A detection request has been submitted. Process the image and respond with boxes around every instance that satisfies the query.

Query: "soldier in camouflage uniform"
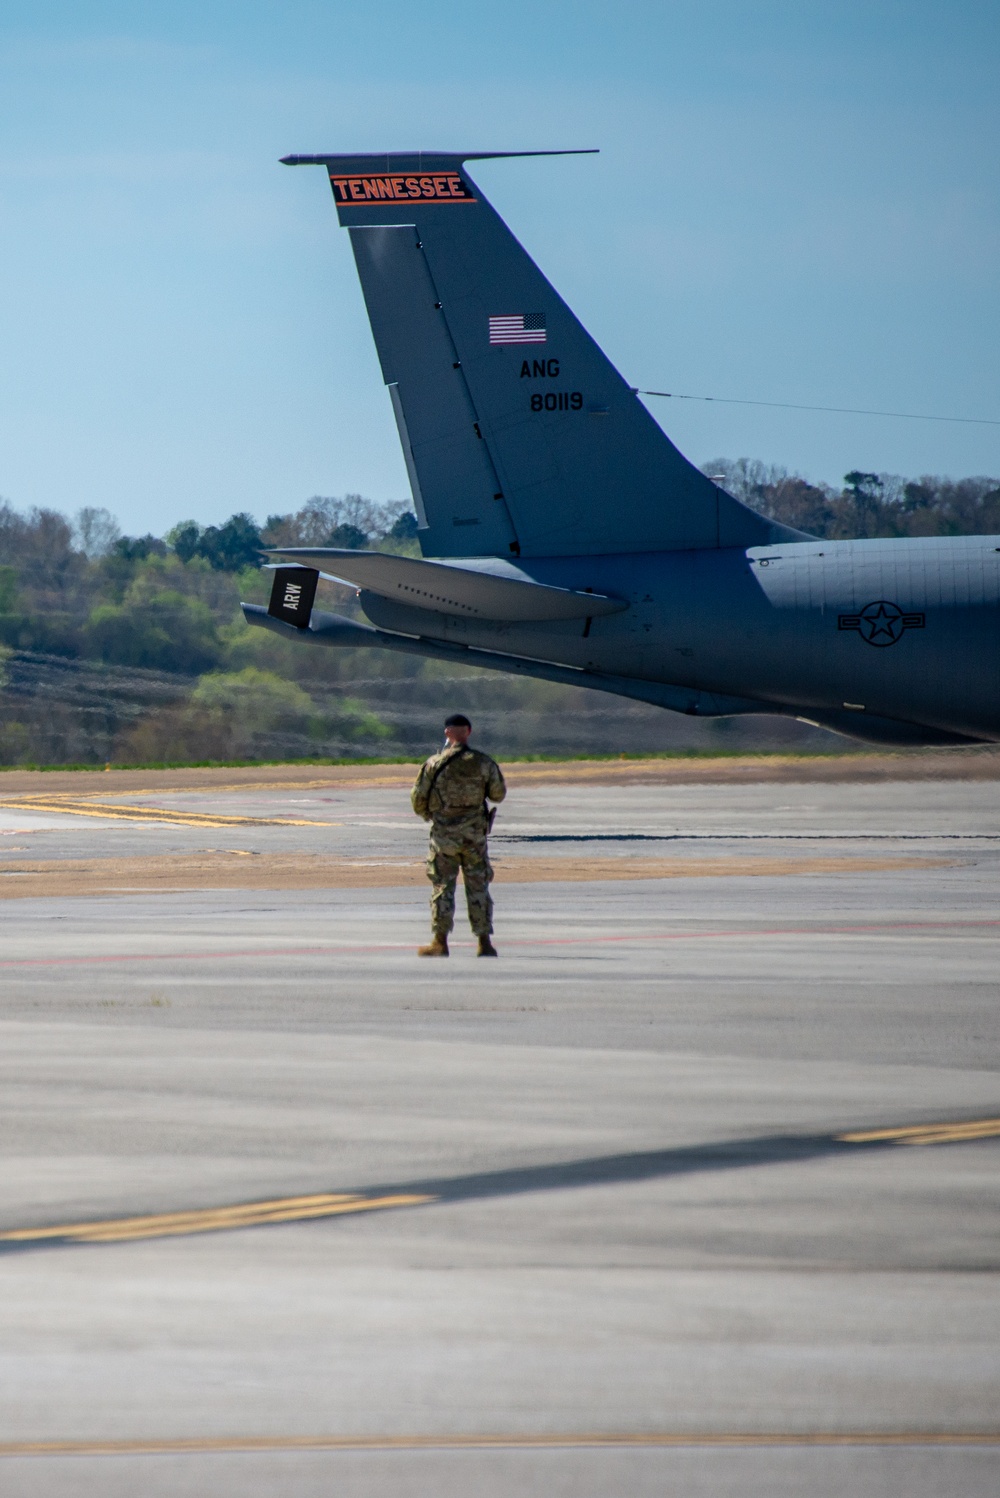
[411,714,506,957]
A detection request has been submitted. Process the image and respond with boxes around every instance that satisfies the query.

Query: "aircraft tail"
[284,151,795,559]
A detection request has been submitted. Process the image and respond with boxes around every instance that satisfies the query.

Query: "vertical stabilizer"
[285,151,791,558]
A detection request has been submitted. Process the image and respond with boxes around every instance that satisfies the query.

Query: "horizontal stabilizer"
[264,548,627,622]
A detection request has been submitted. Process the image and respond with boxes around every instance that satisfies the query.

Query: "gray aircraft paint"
[245,152,999,747]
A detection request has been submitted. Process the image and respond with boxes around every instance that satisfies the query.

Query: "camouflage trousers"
[426,827,494,937]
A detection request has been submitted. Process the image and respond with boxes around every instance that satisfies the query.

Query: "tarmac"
[0,756,997,1496]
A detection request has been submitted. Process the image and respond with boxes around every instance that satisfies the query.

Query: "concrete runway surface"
[0,759,998,1496]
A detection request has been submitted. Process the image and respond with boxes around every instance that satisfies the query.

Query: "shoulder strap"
[424,744,469,807]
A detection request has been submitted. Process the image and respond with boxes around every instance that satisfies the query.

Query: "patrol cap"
[444,714,471,728]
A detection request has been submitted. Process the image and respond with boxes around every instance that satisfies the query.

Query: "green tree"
[190,668,390,746]
[113,534,168,562]
[191,666,313,732]
[85,584,221,673]
[197,513,263,571]
[166,514,263,571]
[326,521,368,549]
[167,521,202,564]
[0,566,18,613]
[388,510,419,539]
[840,471,886,537]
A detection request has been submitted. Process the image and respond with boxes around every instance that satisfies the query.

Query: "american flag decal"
[489,313,546,345]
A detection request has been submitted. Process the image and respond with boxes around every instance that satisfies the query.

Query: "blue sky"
[0,1,997,535]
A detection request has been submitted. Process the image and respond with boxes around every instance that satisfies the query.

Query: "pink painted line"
[1,920,998,969]
[522,918,1000,947]
[0,944,407,969]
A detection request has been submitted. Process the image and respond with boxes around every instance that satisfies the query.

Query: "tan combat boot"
[476,934,498,957]
[417,932,449,957]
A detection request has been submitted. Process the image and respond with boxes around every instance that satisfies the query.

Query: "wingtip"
[463,148,600,161]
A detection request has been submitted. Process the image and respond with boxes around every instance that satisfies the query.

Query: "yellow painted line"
[840,1117,1000,1145]
[0,1192,363,1241]
[0,1193,436,1245]
[0,798,327,829]
[1,1431,998,1458]
[127,777,414,796]
[3,1114,998,1250]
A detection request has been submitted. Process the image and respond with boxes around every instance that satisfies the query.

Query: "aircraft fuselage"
[357,533,1000,742]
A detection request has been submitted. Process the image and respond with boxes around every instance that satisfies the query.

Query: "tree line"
[0,494,417,764]
[704,461,1000,539]
[0,466,997,765]
[0,493,416,672]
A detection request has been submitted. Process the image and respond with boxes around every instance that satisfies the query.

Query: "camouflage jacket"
[411,745,507,830]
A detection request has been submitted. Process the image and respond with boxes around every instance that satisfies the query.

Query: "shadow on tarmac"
[2,1113,997,1252]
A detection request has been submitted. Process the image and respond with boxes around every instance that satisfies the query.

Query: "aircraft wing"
[264,548,626,623]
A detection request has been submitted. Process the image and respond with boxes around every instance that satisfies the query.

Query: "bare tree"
[262,494,412,548]
[74,507,121,559]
